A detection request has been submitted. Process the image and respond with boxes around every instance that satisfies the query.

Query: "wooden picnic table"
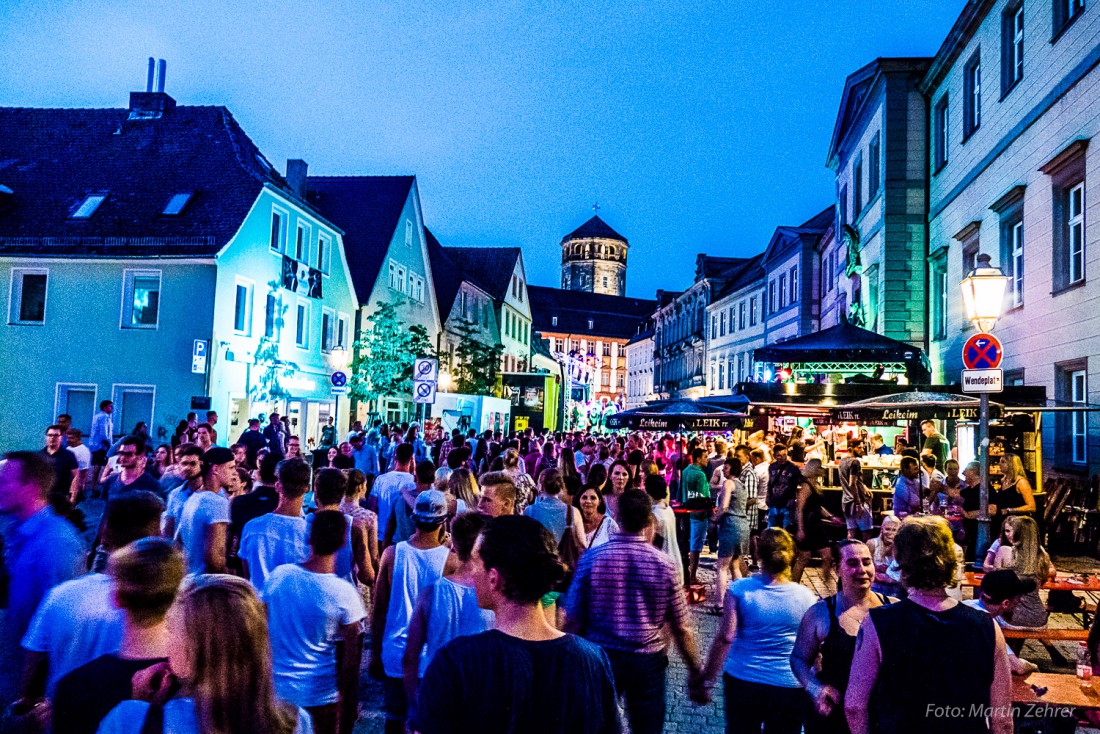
[1013,672,1100,708]
[961,571,1100,592]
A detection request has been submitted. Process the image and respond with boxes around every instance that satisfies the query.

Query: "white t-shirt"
[22,573,123,696]
[177,491,230,576]
[373,471,416,539]
[165,484,194,533]
[262,564,366,708]
[97,698,314,734]
[239,513,310,590]
[67,444,92,471]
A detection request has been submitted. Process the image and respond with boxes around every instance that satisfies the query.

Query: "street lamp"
[960,252,1009,557]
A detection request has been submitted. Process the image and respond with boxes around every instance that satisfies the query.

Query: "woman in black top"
[792,460,838,586]
[792,539,890,734]
[845,516,1012,734]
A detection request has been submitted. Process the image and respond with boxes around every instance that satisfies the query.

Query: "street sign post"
[191,340,208,375]
[962,333,1003,370]
[962,332,1006,559]
[330,371,348,395]
[413,358,438,405]
[413,380,436,404]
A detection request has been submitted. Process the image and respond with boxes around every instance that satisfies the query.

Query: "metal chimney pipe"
[156,59,166,93]
[146,57,155,92]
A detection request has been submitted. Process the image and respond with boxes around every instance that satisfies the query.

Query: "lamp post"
[327,346,349,437]
[960,253,1009,557]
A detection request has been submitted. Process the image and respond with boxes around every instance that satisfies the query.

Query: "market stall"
[605,397,747,432]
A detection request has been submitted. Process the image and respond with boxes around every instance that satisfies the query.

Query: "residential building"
[424,229,500,390]
[445,247,532,373]
[705,255,766,394]
[560,214,629,296]
[653,257,744,399]
[0,85,359,450]
[305,176,441,424]
[826,57,932,344]
[625,323,656,409]
[528,285,655,406]
[761,207,834,344]
[921,0,1100,473]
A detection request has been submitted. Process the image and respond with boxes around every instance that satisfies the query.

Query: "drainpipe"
[922,75,932,362]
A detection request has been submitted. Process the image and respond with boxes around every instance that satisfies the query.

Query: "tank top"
[381,542,451,678]
[420,577,494,676]
[819,593,886,693]
[869,599,995,733]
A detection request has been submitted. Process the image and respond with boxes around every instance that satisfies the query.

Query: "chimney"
[286,159,308,196]
[129,58,175,119]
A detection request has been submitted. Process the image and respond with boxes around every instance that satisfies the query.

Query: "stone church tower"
[560,214,628,297]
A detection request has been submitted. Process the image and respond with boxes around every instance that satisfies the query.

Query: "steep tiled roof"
[305,176,415,306]
[561,215,627,244]
[443,247,522,301]
[0,99,295,256]
[425,227,464,318]
[528,284,656,340]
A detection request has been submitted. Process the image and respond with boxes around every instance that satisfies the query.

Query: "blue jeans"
[689,517,708,552]
[604,649,668,734]
[767,507,790,531]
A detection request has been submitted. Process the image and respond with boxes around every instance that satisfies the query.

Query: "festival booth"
[605,398,748,432]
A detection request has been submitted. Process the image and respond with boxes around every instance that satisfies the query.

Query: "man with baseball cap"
[371,489,450,734]
[175,446,234,575]
[963,569,1039,675]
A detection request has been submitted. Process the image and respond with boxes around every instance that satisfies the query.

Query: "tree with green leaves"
[350,300,433,412]
[451,319,504,396]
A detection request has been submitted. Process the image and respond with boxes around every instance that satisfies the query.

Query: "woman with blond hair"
[447,468,479,516]
[96,575,311,734]
[992,453,1036,520]
[993,515,1054,627]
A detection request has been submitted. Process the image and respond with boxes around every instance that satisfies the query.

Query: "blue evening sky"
[0,0,965,298]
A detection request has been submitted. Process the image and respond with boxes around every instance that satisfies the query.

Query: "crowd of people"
[0,404,1075,734]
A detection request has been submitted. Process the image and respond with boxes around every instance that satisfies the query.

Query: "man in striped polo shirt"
[564,489,701,734]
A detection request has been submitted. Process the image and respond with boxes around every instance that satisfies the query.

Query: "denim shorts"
[689,517,708,552]
[845,506,873,531]
[717,514,749,559]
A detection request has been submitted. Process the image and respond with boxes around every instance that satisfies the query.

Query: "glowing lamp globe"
[960,253,1009,333]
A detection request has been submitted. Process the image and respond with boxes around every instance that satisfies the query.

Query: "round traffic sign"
[962,333,1003,370]
[331,371,347,388]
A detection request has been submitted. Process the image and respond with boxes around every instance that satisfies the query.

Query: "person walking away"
[681,448,712,589]
[565,489,700,734]
[51,538,185,734]
[646,474,684,587]
[264,511,366,734]
[340,469,379,579]
[385,460,436,546]
[0,451,86,706]
[371,490,451,734]
[229,451,281,555]
[415,515,621,734]
[792,540,890,734]
[175,446,235,575]
[792,459,837,587]
[95,575,312,734]
[838,441,872,541]
[691,527,817,734]
[239,458,312,590]
[992,515,1053,628]
[309,468,375,589]
[237,418,269,468]
[19,491,163,711]
[402,513,492,717]
[264,412,287,454]
[844,516,1012,734]
[713,456,751,608]
[526,468,585,546]
[372,444,417,550]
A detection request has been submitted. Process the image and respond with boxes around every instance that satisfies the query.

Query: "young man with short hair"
[566,489,699,734]
[175,446,234,575]
[239,458,312,589]
[194,423,214,453]
[681,448,711,587]
[476,472,517,517]
[265,511,366,734]
[372,444,417,550]
[416,515,620,734]
[962,569,1039,675]
[371,490,451,734]
[920,420,950,471]
[41,424,79,505]
[311,468,374,588]
[102,436,161,500]
[51,538,186,734]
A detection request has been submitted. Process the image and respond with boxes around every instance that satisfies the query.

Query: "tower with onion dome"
[560,212,628,297]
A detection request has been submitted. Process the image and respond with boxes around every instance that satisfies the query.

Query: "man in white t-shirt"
[264,510,366,734]
[163,444,203,541]
[176,447,234,575]
[371,444,416,551]
[19,491,163,702]
[65,429,92,501]
[239,458,312,590]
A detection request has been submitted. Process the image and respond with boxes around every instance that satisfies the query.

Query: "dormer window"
[71,194,106,219]
[552,316,558,327]
[587,319,594,330]
[163,193,192,215]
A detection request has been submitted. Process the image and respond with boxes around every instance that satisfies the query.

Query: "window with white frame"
[8,268,48,325]
[853,154,863,216]
[265,293,280,339]
[1072,368,1087,464]
[1054,0,1086,37]
[934,96,949,171]
[749,297,757,326]
[711,315,717,339]
[779,274,787,309]
[1002,3,1024,95]
[396,266,407,294]
[270,208,287,252]
[739,302,746,329]
[294,222,311,263]
[121,269,161,329]
[964,51,981,139]
[719,311,726,337]
[295,300,310,349]
[768,281,776,314]
[321,307,335,352]
[1009,220,1024,307]
[388,261,398,290]
[551,316,558,327]
[932,258,948,340]
[233,279,254,335]
[1068,182,1085,285]
[789,266,798,304]
[337,313,351,349]
[317,233,332,273]
[868,133,881,200]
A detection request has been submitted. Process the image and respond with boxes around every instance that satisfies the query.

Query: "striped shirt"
[564,534,688,655]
